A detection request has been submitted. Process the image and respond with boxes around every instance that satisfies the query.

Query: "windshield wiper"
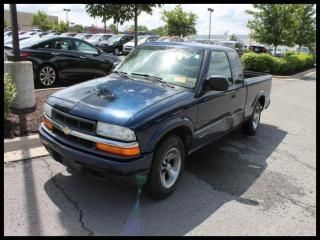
[113,71,132,79]
[131,73,175,88]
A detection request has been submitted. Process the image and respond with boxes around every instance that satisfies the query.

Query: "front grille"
[51,108,96,135]
[53,127,94,149]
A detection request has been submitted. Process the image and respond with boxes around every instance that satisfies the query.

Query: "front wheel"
[38,65,57,87]
[145,135,185,199]
[242,101,262,135]
[114,47,120,56]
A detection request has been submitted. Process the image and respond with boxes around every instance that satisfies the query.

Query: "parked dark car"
[248,45,268,54]
[39,42,271,199]
[99,34,134,55]
[6,36,120,87]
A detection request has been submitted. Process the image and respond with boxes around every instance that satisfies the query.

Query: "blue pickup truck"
[39,42,271,199]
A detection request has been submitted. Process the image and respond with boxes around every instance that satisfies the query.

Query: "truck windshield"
[115,46,205,89]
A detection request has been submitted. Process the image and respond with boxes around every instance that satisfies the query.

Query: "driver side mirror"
[206,75,229,91]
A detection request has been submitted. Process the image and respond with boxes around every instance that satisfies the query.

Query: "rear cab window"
[207,50,233,86]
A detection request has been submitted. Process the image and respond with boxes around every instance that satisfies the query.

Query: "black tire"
[114,47,120,56]
[37,64,58,88]
[145,135,186,199]
[242,101,262,135]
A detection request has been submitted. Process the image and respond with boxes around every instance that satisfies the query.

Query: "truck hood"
[47,74,183,126]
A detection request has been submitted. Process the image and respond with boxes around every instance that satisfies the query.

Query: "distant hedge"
[241,52,315,75]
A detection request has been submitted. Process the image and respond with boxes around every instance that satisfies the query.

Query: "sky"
[4,4,255,35]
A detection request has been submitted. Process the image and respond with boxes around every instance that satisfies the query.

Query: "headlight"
[43,102,52,118]
[96,122,136,141]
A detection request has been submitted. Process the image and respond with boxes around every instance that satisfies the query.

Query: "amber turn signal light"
[43,118,53,129]
[96,142,140,157]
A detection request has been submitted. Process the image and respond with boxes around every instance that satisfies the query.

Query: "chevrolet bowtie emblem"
[62,126,71,135]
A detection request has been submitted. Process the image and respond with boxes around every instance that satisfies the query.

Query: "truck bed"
[243,70,272,119]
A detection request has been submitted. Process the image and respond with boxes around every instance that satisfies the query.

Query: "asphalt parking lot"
[4,70,316,236]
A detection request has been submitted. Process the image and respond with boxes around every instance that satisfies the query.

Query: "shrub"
[241,52,274,73]
[241,52,314,75]
[4,73,17,119]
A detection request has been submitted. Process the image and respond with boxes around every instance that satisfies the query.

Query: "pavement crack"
[276,192,316,217]
[42,158,94,236]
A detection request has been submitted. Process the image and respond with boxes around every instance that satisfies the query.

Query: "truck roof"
[143,41,235,52]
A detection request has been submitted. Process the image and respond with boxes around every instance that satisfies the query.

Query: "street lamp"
[208,8,214,40]
[63,8,70,22]
[63,8,71,31]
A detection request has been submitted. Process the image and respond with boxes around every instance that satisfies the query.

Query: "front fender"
[145,117,194,153]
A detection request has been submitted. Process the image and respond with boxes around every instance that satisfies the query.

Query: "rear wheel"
[38,65,57,87]
[145,135,185,199]
[242,101,262,135]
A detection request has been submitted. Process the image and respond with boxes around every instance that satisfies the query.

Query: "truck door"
[227,51,247,127]
[195,50,234,146]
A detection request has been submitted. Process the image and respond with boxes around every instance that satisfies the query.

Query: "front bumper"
[38,125,153,176]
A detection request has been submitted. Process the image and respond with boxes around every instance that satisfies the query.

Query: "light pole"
[63,8,70,30]
[208,8,214,40]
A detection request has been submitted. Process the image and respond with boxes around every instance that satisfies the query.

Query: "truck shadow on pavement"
[44,123,287,236]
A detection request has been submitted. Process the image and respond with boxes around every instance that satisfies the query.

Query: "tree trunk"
[134,5,138,47]
[298,44,301,54]
[104,19,106,33]
[274,45,277,56]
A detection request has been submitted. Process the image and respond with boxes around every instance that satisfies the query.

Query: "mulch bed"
[4,89,61,139]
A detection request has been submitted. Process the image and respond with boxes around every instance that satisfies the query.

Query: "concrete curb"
[272,68,316,79]
[4,146,49,163]
[4,134,49,162]
[34,87,66,92]
[4,134,43,153]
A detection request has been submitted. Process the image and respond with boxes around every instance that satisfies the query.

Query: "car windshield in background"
[219,42,235,48]
[115,46,205,89]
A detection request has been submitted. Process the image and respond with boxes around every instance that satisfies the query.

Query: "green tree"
[293,4,316,54]
[246,4,297,55]
[150,26,167,36]
[69,24,84,33]
[109,24,118,34]
[4,18,8,28]
[85,4,162,47]
[52,21,68,33]
[229,33,237,41]
[161,5,198,37]
[31,11,53,31]
[129,25,149,32]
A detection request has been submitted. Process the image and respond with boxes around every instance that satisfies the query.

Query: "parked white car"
[123,35,159,55]
[87,33,114,46]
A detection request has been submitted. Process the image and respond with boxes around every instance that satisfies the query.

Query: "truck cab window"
[228,51,244,85]
[207,51,233,85]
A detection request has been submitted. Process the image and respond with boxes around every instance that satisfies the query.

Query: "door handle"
[51,52,60,55]
[80,55,87,59]
[231,92,236,98]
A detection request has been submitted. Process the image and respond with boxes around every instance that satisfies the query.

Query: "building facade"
[4,9,58,31]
